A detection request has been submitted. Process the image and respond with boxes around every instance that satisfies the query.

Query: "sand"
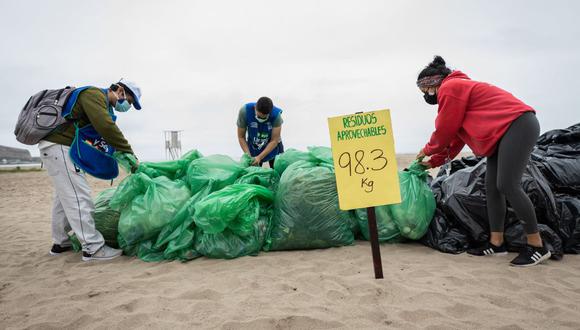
[1,168,580,330]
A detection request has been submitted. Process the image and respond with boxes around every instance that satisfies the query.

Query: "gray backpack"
[14,87,77,145]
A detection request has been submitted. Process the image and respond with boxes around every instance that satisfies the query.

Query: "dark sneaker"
[467,241,508,256]
[510,245,551,267]
[49,244,72,256]
[82,245,122,262]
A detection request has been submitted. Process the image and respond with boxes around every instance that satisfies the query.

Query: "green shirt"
[45,87,133,154]
[236,106,283,128]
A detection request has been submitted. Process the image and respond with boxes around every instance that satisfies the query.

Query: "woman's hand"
[416,148,426,161]
[415,149,431,168]
[419,160,432,169]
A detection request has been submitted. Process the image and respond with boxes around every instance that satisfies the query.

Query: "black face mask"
[423,92,438,105]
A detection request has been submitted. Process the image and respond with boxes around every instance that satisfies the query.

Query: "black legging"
[486,112,540,234]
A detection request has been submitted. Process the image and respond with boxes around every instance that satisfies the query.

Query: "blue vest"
[63,87,119,180]
[245,102,283,162]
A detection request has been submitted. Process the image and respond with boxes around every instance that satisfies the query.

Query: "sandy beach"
[1,169,579,330]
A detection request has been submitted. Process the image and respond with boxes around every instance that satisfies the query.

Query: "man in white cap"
[39,79,142,261]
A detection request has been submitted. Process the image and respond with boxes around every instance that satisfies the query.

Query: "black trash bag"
[420,209,470,254]
[430,175,446,202]
[425,122,578,257]
[433,156,483,204]
[427,156,483,203]
[504,223,563,260]
[536,122,580,146]
[555,195,580,254]
[532,148,580,195]
[532,122,580,194]
[519,163,559,231]
[437,159,492,243]
[534,144,580,157]
[430,154,564,256]
[438,158,559,241]
[436,156,483,178]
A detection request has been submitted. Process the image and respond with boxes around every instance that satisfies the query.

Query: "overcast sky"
[1,0,578,161]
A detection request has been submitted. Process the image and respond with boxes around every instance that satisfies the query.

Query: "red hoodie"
[423,71,535,167]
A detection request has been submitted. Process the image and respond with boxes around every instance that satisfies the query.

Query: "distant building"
[0,145,35,164]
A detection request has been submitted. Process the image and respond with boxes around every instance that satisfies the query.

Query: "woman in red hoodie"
[416,56,550,267]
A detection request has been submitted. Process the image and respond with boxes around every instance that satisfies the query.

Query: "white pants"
[40,143,104,253]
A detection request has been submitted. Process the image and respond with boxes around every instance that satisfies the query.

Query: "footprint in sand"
[398,309,444,322]
[177,288,223,301]
[221,315,344,330]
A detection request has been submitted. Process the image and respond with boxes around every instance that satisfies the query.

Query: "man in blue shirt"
[237,97,284,167]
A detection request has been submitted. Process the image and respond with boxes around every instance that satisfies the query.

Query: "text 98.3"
[338,149,388,176]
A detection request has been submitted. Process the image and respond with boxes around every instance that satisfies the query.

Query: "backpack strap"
[62,86,92,119]
[53,86,104,134]
[74,122,82,159]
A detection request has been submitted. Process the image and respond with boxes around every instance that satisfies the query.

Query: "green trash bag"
[195,208,272,259]
[93,188,121,247]
[127,239,202,263]
[273,149,317,174]
[116,149,202,180]
[115,151,139,173]
[121,186,211,262]
[388,161,436,240]
[234,166,280,191]
[193,184,274,259]
[148,185,213,261]
[111,173,192,247]
[69,234,82,252]
[109,172,147,211]
[355,207,401,242]
[273,146,334,175]
[186,154,251,192]
[138,149,203,180]
[194,184,274,235]
[266,160,355,251]
[307,146,334,164]
[69,187,121,251]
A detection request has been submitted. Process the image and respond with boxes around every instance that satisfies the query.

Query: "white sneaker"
[82,245,123,261]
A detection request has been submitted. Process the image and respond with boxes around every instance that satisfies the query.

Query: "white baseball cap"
[118,79,142,110]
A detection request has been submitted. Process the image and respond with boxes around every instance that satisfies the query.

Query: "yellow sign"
[328,109,401,210]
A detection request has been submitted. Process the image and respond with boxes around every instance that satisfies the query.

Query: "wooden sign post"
[328,109,401,279]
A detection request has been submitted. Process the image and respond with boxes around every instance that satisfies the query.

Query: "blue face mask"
[115,99,131,112]
[114,89,132,112]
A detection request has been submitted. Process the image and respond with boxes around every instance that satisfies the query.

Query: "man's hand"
[251,155,262,166]
[416,148,426,161]
[130,157,140,173]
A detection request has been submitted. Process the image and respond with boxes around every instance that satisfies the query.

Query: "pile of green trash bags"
[354,161,436,241]
[107,151,280,261]
[71,147,435,262]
